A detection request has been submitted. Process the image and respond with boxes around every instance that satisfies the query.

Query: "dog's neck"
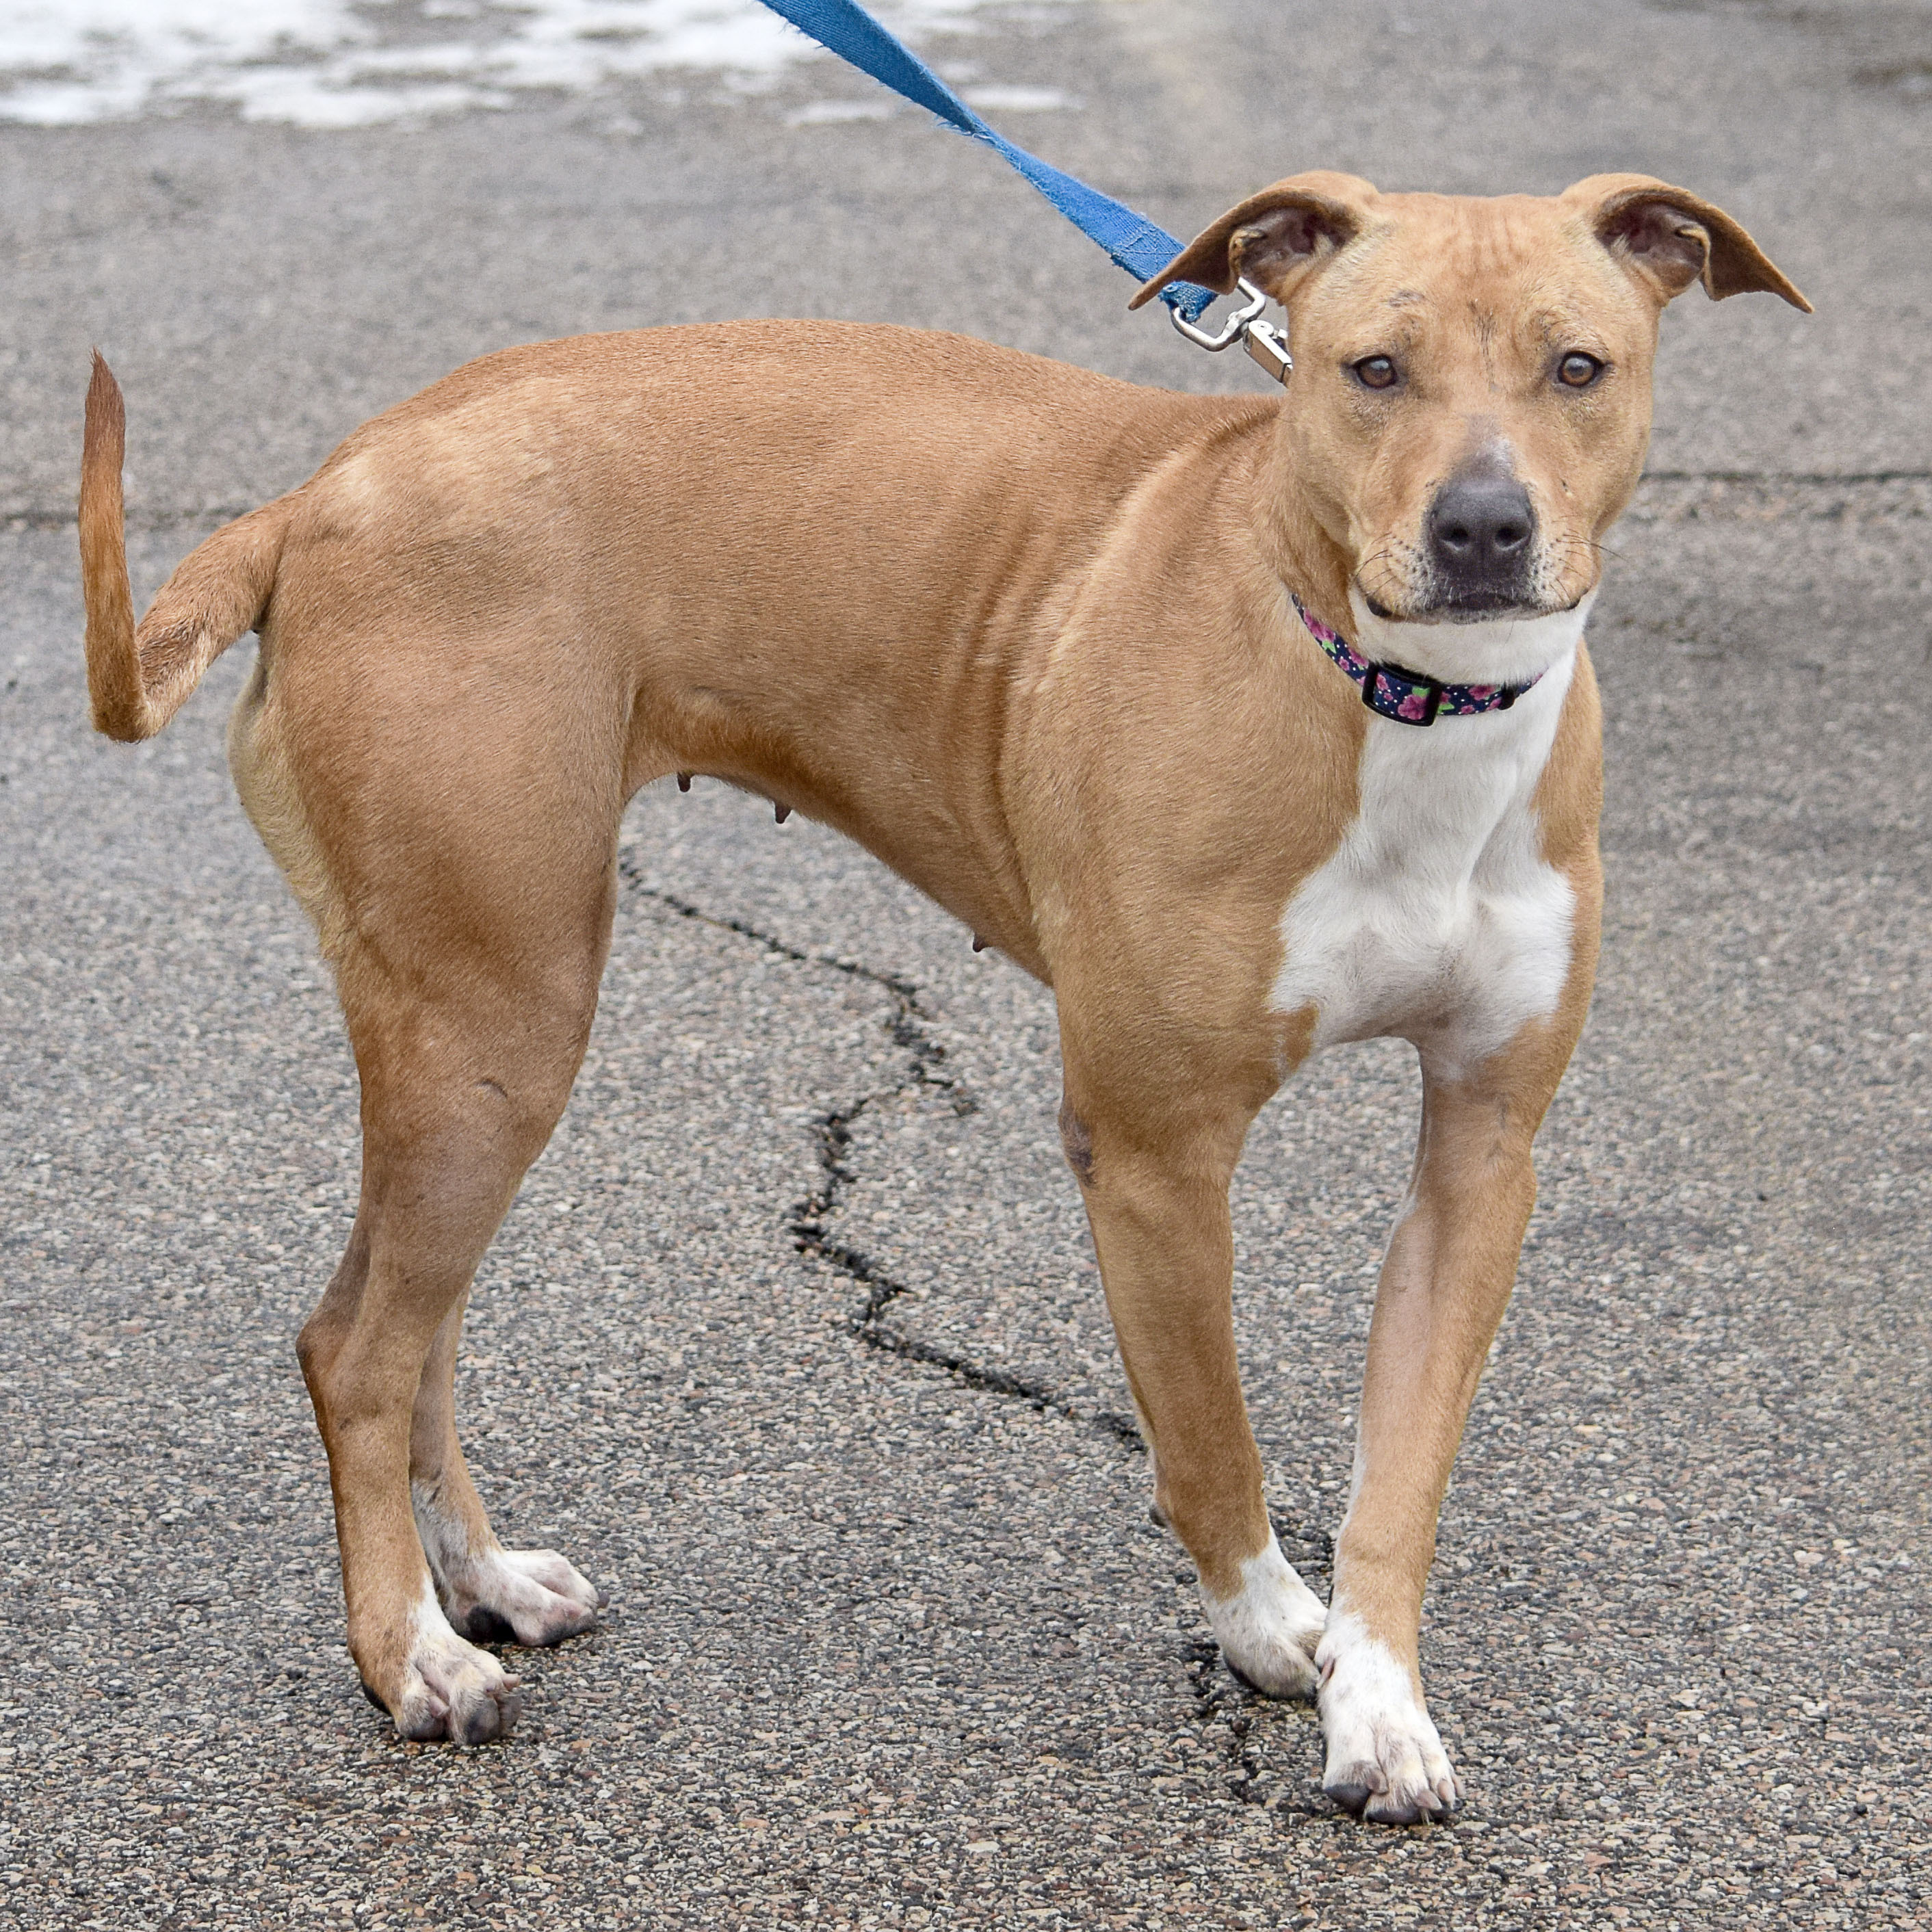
[1253,461,1357,640]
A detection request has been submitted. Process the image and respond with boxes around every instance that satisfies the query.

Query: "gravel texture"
[1,2,1928,1927]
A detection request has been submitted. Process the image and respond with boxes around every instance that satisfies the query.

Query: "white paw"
[445,1547,602,1649]
[1199,1536,1327,1698]
[389,1577,524,1745]
[1316,1608,1459,1823]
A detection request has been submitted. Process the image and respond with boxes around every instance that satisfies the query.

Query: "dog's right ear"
[1128,172,1377,311]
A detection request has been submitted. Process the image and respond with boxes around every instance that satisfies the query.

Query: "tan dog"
[80,172,1805,1822]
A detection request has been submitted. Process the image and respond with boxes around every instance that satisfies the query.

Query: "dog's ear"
[1128,172,1377,311]
[1567,174,1812,312]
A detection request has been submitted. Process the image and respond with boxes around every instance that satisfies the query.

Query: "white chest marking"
[1273,618,1582,1079]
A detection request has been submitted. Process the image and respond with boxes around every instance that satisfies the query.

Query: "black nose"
[1426,473,1536,597]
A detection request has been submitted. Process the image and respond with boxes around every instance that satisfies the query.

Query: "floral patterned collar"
[1290,592,1543,727]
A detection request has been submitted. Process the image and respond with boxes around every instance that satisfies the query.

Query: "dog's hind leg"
[408,1289,602,1647]
[296,905,614,1742]
[267,654,625,1742]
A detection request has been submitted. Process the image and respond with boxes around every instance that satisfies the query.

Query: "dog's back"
[87,324,1266,965]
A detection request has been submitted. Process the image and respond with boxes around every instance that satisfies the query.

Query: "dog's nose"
[1426,474,1535,588]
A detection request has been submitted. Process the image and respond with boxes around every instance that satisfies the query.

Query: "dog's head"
[1134,172,1808,649]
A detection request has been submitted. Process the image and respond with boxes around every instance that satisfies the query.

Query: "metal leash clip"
[1168,277,1292,384]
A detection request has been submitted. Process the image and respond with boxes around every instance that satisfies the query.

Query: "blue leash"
[755,0,1217,322]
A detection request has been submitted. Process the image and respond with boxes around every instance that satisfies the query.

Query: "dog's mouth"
[1359,586,1589,626]
[1345,575,1600,692]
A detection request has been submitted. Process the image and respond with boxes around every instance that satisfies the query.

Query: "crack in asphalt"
[1179,1636,1270,1804]
[616,850,1352,1788]
[616,852,1145,1450]
[1635,469,1932,484]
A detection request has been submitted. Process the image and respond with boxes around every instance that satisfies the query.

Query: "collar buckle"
[1362,662,1444,727]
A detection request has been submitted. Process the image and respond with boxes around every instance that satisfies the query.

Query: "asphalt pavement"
[1,1,1928,1927]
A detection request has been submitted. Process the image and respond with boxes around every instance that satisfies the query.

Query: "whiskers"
[1535,528,1609,606]
[1353,535,1426,616]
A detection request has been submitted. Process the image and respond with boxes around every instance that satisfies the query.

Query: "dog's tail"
[81,352,290,742]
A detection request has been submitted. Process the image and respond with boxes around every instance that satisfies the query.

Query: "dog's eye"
[1556,352,1604,388]
[1353,356,1400,391]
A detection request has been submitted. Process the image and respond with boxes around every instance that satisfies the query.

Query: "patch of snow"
[0,0,1071,127]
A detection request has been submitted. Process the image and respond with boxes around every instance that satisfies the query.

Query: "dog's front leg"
[1320,1047,1573,1822]
[1062,1051,1327,1699]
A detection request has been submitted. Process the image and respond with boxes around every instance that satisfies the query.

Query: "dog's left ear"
[1128,172,1379,311]
[1568,174,1812,312]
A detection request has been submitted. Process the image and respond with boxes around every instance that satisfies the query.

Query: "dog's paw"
[447,1547,603,1649]
[1316,1610,1459,1824]
[1199,1536,1327,1699]
[379,1580,525,1746]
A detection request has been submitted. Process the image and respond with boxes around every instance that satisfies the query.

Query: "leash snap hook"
[1168,277,1293,384]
